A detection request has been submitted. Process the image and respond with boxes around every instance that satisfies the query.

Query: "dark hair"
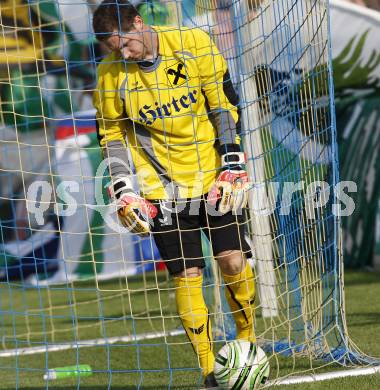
[93,0,140,41]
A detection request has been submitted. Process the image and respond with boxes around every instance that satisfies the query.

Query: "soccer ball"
[214,340,270,389]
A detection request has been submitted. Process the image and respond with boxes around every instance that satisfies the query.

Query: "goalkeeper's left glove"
[207,149,250,214]
[108,177,158,235]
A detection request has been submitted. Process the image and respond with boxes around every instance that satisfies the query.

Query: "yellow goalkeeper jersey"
[94,26,239,200]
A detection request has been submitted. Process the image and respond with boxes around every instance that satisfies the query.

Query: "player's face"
[104,17,147,61]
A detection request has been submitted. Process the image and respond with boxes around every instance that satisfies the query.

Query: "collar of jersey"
[138,55,162,72]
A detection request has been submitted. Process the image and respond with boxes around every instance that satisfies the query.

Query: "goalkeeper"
[93,1,255,386]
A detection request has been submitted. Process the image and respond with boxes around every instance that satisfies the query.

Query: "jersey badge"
[165,62,188,87]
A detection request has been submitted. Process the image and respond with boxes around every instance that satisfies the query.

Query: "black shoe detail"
[204,372,218,388]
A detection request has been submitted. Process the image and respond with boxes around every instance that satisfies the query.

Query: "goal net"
[0,0,377,388]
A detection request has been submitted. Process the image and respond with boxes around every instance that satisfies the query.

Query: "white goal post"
[0,0,379,388]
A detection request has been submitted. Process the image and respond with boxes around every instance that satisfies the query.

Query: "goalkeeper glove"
[207,149,250,214]
[108,177,158,235]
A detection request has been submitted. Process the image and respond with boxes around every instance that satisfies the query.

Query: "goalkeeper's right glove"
[108,177,158,235]
[207,149,250,214]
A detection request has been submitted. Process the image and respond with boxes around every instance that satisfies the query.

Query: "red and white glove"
[207,151,250,214]
[108,177,158,235]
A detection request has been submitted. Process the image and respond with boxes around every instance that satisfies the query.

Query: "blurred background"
[0,0,379,284]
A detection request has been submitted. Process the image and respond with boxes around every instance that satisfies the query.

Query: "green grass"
[0,270,379,389]
[281,271,380,390]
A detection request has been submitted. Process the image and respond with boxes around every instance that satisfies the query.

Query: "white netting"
[0,1,377,388]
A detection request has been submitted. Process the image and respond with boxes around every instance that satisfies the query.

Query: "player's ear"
[132,15,144,31]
